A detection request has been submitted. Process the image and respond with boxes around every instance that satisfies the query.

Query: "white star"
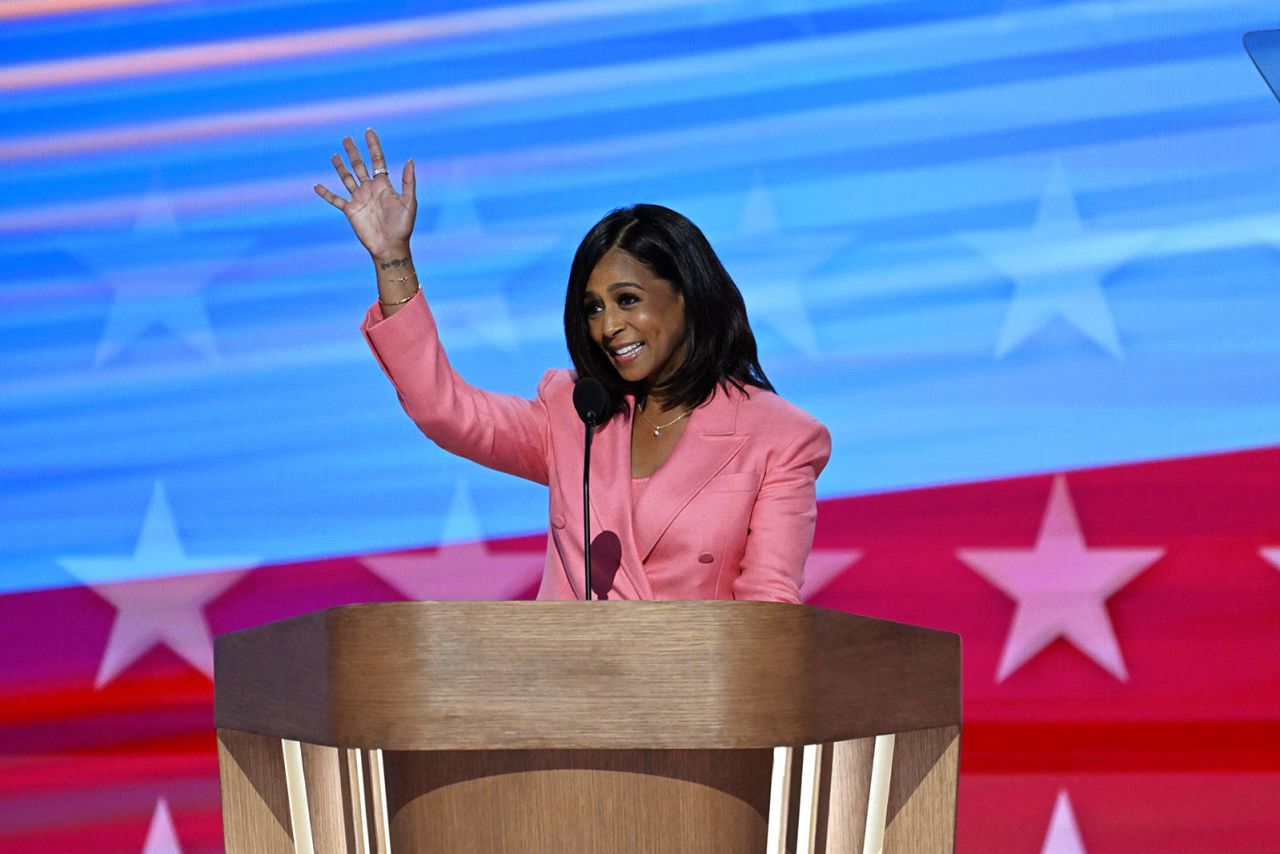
[996,0,1117,34]
[1254,217,1280,251]
[430,171,485,234]
[429,295,523,353]
[694,0,820,34]
[1040,790,1088,854]
[740,171,783,237]
[960,160,1155,359]
[65,182,248,367]
[57,481,258,687]
[957,475,1163,682]
[407,167,560,352]
[726,175,848,357]
[141,798,183,854]
[1262,548,1280,571]
[360,480,544,600]
[800,548,862,600]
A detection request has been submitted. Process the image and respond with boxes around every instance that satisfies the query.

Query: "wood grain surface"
[298,743,356,854]
[382,748,773,853]
[217,728,295,853]
[215,603,961,853]
[883,725,960,852]
[214,601,960,751]
[823,736,876,854]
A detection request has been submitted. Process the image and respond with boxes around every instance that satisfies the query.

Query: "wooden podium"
[214,601,960,853]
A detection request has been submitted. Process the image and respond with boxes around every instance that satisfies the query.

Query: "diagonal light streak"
[0,1,1248,165]
[1,0,1234,95]
[0,0,189,22]
[0,0,726,93]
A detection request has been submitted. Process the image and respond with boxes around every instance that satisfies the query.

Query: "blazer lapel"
[632,388,747,563]
[585,401,654,600]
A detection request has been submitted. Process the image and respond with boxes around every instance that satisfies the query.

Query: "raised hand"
[314,128,416,262]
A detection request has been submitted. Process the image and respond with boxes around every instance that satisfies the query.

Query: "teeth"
[614,343,643,356]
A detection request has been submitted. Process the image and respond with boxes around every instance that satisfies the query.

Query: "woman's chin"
[610,361,648,384]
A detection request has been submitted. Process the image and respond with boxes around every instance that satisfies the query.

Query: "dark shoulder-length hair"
[562,203,774,422]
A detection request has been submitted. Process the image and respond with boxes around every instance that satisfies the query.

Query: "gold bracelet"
[376,272,422,308]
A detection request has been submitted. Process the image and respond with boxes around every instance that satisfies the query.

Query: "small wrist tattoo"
[379,257,408,270]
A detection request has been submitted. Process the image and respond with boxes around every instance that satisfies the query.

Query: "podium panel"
[214,601,961,853]
[384,749,771,852]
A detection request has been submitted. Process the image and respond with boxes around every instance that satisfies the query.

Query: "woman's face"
[583,247,688,390]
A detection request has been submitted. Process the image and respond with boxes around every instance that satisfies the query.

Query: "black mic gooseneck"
[581,416,595,600]
[572,378,610,601]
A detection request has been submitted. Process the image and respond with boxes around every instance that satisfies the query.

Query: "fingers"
[322,130,406,208]
[313,183,346,210]
[366,128,388,178]
[343,136,371,182]
[401,158,416,205]
[331,153,358,193]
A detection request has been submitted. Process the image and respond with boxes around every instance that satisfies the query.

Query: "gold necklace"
[637,401,690,437]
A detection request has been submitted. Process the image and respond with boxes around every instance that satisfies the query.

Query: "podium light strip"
[368,749,392,854]
[766,746,794,854]
[862,734,896,854]
[347,749,370,854]
[281,739,316,854]
[795,743,823,853]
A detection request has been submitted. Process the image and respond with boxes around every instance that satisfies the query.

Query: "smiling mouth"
[611,342,644,361]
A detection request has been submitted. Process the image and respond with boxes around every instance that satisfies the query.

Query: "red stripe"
[961,721,1280,772]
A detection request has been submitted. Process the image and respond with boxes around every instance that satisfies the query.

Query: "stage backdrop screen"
[2,1,1279,850]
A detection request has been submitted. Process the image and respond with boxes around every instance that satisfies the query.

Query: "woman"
[316,130,830,602]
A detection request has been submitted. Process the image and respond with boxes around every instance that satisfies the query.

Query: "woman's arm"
[363,292,553,485]
[732,417,832,603]
[319,130,553,485]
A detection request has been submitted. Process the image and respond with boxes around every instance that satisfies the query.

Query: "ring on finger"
[372,167,389,177]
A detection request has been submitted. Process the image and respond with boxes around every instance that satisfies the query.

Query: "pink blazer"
[363,292,831,603]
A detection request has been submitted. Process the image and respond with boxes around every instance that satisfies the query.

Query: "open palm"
[314,128,416,260]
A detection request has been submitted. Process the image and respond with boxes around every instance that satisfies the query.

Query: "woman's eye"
[618,294,639,306]
[583,303,601,316]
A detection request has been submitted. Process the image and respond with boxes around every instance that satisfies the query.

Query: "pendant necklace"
[637,400,690,437]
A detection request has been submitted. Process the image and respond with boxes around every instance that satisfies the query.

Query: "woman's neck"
[640,391,684,419]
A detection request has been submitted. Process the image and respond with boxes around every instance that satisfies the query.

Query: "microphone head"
[573,377,611,425]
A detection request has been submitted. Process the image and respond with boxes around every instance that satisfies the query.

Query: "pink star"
[141,798,183,854]
[958,475,1163,682]
[57,482,256,687]
[89,568,248,687]
[1040,790,1088,854]
[361,539,544,601]
[800,548,862,600]
[360,481,543,600]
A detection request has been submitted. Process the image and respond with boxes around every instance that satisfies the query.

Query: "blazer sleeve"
[362,291,553,485]
[732,416,832,603]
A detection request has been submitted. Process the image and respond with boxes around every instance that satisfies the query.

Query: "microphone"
[573,377,610,425]
[572,378,610,600]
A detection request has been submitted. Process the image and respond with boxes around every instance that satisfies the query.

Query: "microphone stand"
[582,415,595,601]
[572,377,608,602]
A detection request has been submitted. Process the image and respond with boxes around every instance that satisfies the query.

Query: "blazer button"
[552,514,566,529]
[698,552,714,564]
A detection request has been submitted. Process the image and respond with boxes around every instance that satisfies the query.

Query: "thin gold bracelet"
[378,271,420,307]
